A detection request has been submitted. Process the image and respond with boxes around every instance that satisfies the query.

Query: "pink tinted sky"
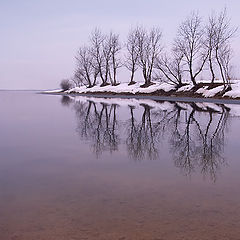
[0,0,240,90]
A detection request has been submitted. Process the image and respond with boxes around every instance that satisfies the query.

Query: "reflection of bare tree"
[193,106,229,181]
[93,103,119,156]
[74,101,119,157]
[61,96,73,106]
[152,103,183,139]
[170,109,196,175]
[126,104,158,160]
[67,97,232,181]
[170,104,230,181]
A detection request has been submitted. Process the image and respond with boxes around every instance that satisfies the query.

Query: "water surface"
[1,91,240,240]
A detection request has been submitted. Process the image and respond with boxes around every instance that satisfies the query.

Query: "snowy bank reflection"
[62,96,240,181]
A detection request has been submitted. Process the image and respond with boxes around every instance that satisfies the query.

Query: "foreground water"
[1,91,240,240]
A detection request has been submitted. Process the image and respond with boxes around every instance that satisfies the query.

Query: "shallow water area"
[1,91,240,240]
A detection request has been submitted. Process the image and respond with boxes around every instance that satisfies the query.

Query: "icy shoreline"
[43,81,240,101]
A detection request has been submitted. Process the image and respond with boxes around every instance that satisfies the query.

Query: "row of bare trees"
[72,30,121,88]
[65,9,237,91]
[71,26,163,88]
[156,9,237,89]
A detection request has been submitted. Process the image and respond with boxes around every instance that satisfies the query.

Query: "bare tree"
[89,30,121,86]
[174,12,208,86]
[125,28,139,85]
[205,9,237,86]
[60,79,73,91]
[155,48,184,87]
[136,27,163,86]
[205,13,218,83]
[213,9,237,89]
[100,32,122,86]
[219,44,234,86]
[90,29,106,86]
[75,46,98,88]
[101,34,112,86]
[108,32,121,86]
[71,69,85,87]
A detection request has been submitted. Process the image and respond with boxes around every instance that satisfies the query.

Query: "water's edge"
[40,92,240,105]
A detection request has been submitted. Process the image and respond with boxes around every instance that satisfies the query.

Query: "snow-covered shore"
[68,82,175,94]
[44,81,240,99]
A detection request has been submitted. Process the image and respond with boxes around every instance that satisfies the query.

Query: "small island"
[46,9,240,101]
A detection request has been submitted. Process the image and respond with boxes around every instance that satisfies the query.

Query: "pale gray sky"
[1,0,240,90]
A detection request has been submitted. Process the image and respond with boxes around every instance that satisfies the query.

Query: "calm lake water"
[1,91,240,240]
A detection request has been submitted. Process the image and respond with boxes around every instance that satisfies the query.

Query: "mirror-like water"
[1,91,240,240]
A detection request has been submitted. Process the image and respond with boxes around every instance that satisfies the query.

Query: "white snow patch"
[64,82,175,95]
[44,89,63,93]
[202,86,224,98]
[156,83,176,92]
[66,86,87,93]
[196,85,224,97]
[196,86,208,94]
[177,84,193,92]
[223,82,240,98]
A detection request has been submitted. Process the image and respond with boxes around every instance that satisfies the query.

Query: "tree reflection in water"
[61,96,235,181]
[126,104,158,160]
[73,100,120,157]
[169,103,230,181]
